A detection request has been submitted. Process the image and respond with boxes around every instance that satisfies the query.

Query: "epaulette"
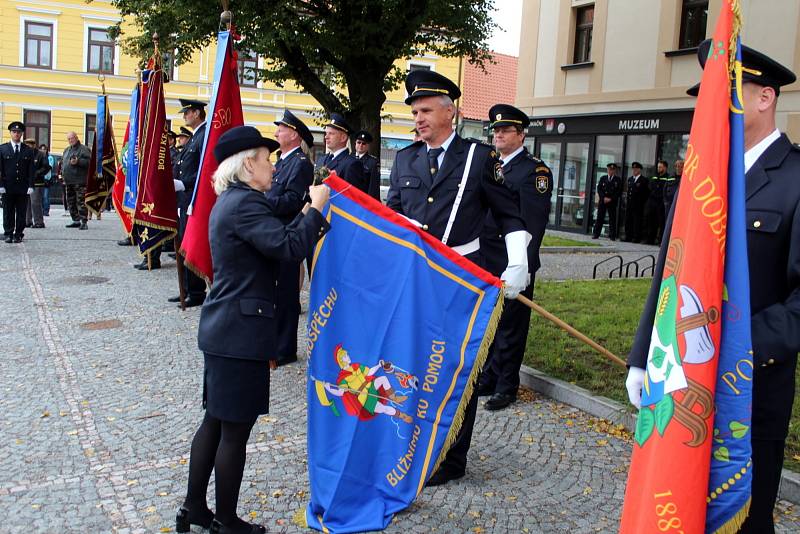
[465,137,494,150]
[525,152,543,163]
[398,140,425,152]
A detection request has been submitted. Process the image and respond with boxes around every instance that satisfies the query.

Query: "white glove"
[26,188,33,195]
[500,230,531,298]
[0,187,5,194]
[173,179,185,192]
[626,366,646,409]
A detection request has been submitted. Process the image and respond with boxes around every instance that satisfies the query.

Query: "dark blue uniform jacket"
[197,182,330,361]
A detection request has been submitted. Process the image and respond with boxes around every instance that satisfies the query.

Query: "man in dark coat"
[643,159,669,244]
[663,159,682,220]
[353,130,381,200]
[61,131,91,230]
[623,162,649,242]
[592,162,622,240]
[0,122,35,243]
[162,100,208,307]
[477,104,553,411]
[386,70,528,486]
[24,138,51,228]
[625,42,800,534]
[315,113,368,193]
[267,109,315,366]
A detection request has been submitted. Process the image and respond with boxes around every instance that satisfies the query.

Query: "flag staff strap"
[515,294,627,368]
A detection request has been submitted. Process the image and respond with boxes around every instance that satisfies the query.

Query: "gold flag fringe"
[427,287,505,482]
[712,496,750,534]
[728,0,742,74]
[131,218,177,257]
[180,251,213,286]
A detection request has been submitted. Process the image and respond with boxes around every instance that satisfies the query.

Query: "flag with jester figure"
[131,55,178,256]
[620,1,753,533]
[303,174,504,533]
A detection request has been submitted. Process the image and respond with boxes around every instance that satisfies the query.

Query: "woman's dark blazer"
[198,181,330,361]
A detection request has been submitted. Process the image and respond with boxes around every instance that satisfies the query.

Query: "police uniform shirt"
[480,147,553,276]
[386,132,525,248]
[266,145,313,224]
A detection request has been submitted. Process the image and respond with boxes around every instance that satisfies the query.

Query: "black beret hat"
[698,39,796,93]
[325,113,352,135]
[213,126,279,164]
[178,99,207,113]
[631,162,643,169]
[178,126,193,138]
[488,104,530,129]
[404,69,461,105]
[274,109,314,148]
[354,130,373,143]
[7,121,24,132]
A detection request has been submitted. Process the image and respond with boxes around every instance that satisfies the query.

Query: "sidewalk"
[0,208,797,533]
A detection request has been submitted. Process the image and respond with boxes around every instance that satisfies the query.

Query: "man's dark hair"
[657,159,669,168]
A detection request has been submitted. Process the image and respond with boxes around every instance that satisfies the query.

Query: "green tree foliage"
[108,0,497,149]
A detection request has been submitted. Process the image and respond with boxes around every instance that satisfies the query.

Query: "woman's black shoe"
[210,518,266,534]
[176,505,214,532]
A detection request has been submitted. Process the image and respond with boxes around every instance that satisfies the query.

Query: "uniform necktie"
[14,144,19,155]
[428,147,444,178]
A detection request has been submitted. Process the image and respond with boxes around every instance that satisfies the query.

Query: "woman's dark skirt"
[203,352,270,423]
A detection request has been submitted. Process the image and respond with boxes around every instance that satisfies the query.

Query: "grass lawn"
[541,235,600,247]
[523,278,800,471]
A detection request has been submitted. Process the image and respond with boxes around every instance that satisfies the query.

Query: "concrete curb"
[518,364,800,505]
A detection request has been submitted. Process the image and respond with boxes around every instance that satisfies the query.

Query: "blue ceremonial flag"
[706,35,753,533]
[123,83,140,213]
[304,174,504,533]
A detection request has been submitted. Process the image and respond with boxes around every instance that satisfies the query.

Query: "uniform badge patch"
[536,175,549,193]
[494,162,505,184]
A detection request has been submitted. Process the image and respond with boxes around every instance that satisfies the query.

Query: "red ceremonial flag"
[620,2,742,532]
[180,30,244,282]
[131,58,178,255]
[112,120,133,235]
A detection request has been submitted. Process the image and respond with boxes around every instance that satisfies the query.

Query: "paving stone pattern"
[1,209,798,533]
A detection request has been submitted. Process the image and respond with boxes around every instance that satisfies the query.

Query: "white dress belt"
[451,237,480,256]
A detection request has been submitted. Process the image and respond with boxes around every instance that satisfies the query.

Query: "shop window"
[624,135,658,178]
[24,109,51,148]
[679,0,708,49]
[25,21,53,69]
[658,134,689,168]
[87,27,114,74]
[573,5,594,63]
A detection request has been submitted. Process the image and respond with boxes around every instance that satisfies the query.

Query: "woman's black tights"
[183,412,257,526]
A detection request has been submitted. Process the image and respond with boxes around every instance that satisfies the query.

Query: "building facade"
[517,0,800,233]
[0,0,461,177]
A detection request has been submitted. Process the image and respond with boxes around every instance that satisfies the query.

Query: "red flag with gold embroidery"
[180,30,244,282]
[131,57,178,256]
[111,119,133,235]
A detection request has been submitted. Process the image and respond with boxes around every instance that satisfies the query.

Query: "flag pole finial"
[152,32,160,55]
[220,10,233,30]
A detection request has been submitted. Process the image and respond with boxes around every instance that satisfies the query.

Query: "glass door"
[536,138,592,230]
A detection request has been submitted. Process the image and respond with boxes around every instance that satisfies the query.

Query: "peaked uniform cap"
[404,70,461,105]
[274,109,314,148]
[488,104,530,129]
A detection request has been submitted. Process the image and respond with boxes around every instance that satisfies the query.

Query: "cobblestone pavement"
[1,209,799,533]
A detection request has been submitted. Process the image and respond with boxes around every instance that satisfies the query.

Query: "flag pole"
[515,294,626,368]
